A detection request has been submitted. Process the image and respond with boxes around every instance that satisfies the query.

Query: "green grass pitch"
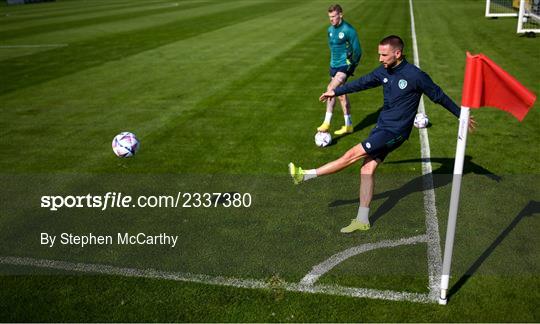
[0,0,539,321]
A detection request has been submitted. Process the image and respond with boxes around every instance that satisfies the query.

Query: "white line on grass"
[299,234,429,286]
[0,256,431,304]
[0,44,68,49]
[409,0,443,301]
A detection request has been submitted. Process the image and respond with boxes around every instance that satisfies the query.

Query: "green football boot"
[334,125,354,135]
[288,162,304,185]
[340,219,370,233]
[317,122,330,132]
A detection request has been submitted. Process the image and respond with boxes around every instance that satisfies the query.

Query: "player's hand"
[319,90,335,102]
[468,115,477,133]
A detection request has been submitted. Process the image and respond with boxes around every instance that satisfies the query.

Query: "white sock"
[304,169,317,181]
[344,114,352,126]
[324,112,332,124]
[356,206,370,224]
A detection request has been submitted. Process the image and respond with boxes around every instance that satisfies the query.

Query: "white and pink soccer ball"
[112,132,139,158]
[414,113,429,129]
[314,131,332,147]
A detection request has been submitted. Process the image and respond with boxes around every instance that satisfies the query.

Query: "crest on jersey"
[338,32,344,39]
[383,78,388,83]
[398,79,408,89]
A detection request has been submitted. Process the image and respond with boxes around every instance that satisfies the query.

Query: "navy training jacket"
[334,59,460,139]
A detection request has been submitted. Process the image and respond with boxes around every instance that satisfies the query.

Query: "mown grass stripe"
[0,1,213,40]
[0,0,306,96]
[0,1,190,26]
[0,1,165,24]
[0,0,151,15]
[0,44,68,48]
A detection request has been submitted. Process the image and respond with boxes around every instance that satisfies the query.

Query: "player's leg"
[341,129,407,232]
[337,93,351,115]
[288,144,367,184]
[318,71,347,132]
[340,157,380,233]
[316,143,366,175]
[360,157,379,207]
[334,72,353,135]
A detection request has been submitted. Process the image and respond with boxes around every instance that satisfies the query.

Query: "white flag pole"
[439,106,470,305]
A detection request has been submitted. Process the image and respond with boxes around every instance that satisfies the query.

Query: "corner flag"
[462,52,537,121]
[439,53,537,305]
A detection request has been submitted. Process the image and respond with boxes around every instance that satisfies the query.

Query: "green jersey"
[327,20,361,68]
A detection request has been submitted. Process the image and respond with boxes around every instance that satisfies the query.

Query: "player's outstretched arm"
[319,69,381,102]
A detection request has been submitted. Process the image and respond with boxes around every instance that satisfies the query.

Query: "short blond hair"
[328,4,343,13]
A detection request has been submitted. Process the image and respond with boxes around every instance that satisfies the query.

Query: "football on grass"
[112,132,139,158]
[414,113,429,128]
[314,131,332,147]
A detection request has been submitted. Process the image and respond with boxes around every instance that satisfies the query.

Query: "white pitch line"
[0,44,68,49]
[295,283,432,304]
[409,0,443,301]
[0,256,267,289]
[0,256,432,304]
[300,235,429,286]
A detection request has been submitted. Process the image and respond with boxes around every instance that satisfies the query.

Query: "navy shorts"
[329,64,355,79]
[361,128,406,162]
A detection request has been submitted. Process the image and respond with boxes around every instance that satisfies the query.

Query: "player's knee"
[361,161,378,175]
[334,72,347,84]
[342,148,363,164]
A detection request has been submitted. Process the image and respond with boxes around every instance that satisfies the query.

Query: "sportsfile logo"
[40,192,252,211]
[41,192,135,211]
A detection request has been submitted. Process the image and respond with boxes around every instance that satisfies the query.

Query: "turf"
[0,0,539,321]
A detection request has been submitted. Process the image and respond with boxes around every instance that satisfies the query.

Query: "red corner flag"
[462,52,536,121]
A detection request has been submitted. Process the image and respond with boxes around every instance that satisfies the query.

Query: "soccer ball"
[112,132,139,158]
[414,113,429,129]
[314,131,332,147]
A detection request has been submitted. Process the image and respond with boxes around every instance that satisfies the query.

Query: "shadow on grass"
[447,200,540,300]
[330,108,381,145]
[328,156,501,225]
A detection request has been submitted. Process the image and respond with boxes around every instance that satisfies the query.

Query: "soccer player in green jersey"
[317,4,362,135]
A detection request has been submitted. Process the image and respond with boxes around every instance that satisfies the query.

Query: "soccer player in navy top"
[317,4,362,135]
[290,35,476,233]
